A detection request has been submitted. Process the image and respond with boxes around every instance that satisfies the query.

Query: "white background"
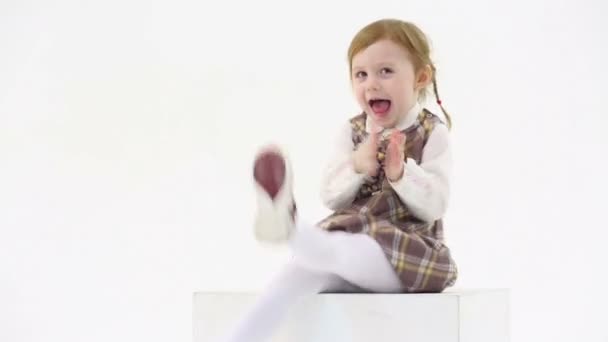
[1,0,607,341]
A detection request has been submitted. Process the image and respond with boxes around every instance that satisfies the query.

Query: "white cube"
[193,289,509,342]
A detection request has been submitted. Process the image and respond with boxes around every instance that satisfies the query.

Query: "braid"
[430,64,452,130]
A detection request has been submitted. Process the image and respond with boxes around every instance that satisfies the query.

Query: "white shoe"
[252,144,297,244]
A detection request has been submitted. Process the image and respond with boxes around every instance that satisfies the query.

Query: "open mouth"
[368,98,391,117]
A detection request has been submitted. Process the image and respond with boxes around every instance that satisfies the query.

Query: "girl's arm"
[320,122,367,210]
[388,124,453,222]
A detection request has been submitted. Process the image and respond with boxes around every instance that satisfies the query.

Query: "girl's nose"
[366,80,380,91]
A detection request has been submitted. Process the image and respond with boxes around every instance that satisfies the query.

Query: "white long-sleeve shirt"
[320,102,452,223]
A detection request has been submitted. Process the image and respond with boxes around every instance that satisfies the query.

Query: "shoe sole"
[252,145,294,243]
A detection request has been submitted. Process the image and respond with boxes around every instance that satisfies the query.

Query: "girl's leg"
[221,221,401,342]
[219,261,347,342]
[289,219,403,293]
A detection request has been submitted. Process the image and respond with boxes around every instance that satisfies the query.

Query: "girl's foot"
[252,144,297,244]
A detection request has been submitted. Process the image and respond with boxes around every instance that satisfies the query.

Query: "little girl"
[222,18,458,342]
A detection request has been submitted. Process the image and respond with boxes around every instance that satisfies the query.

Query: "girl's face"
[350,39,430,129]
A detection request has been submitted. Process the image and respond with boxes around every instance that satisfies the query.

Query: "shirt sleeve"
[319,122,367,211]
[387,124,453,222]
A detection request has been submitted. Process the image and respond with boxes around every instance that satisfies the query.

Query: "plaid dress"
[317,109,458,293]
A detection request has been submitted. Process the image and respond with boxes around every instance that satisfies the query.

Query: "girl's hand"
[384,131,406,182]
[353,122,381,177]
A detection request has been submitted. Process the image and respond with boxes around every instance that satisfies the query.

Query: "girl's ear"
[415,64,432,90]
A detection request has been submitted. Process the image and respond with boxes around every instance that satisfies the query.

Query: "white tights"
[220,219,402,342]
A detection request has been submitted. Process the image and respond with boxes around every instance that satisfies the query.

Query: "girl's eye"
[355,71,367,79]
[380,68,393,75]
